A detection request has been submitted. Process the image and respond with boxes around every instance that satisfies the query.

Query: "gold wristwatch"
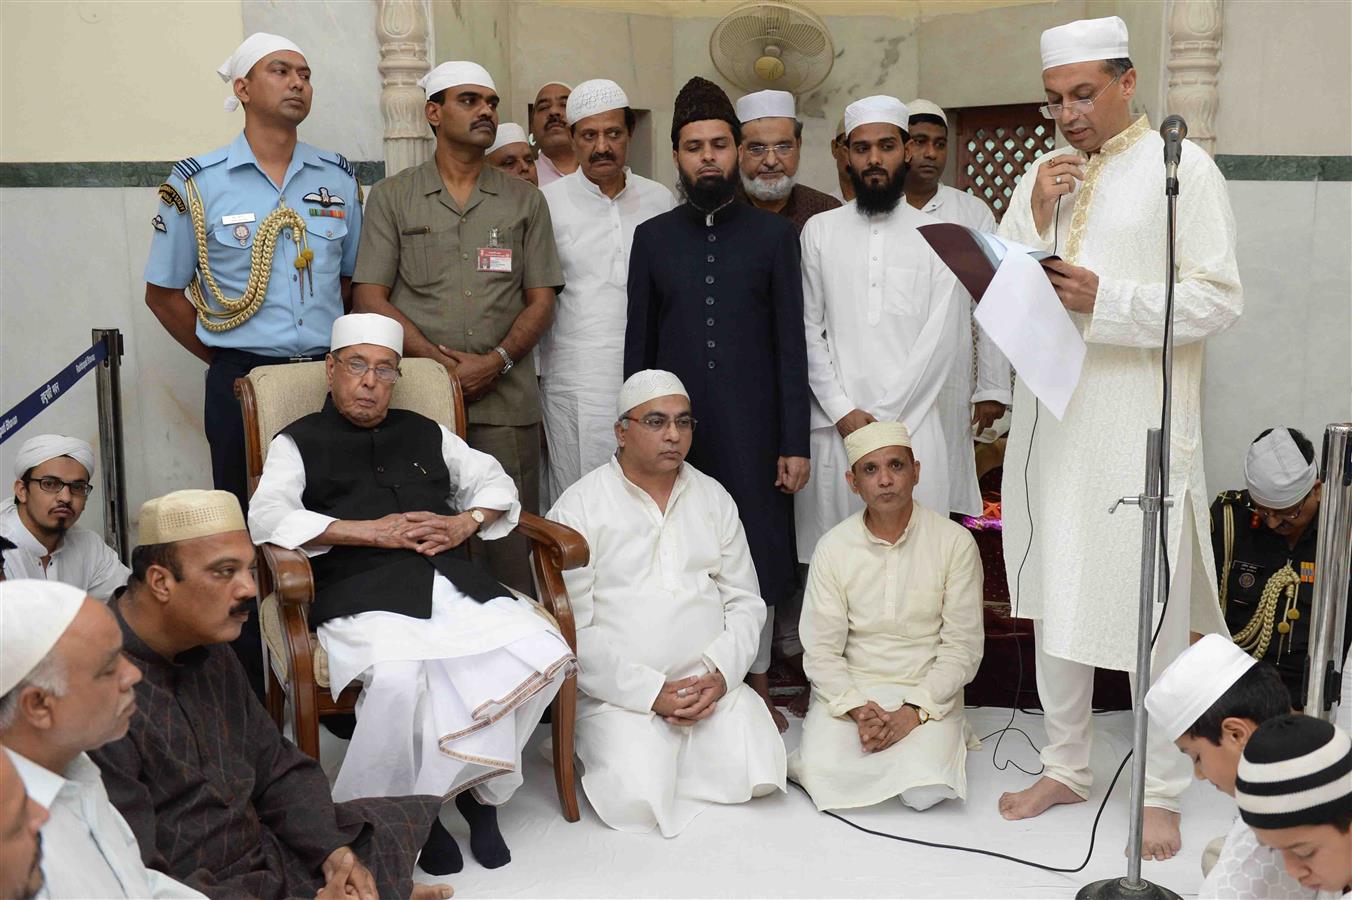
[467,508,486,529]
[903,703,931,724]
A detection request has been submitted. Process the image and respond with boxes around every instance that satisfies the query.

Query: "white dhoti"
[575,683,786,837]
[540,381,620,504]
[321,573,575,805]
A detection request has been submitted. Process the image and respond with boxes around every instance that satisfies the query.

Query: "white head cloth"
[1040,16,1130,71]
[1145,634,1258,742]
[834,115,846,140]
[0,579,86,695]
[907,98,948,127]
[735,89,795,123]
[566,79,629,125]
[844,421,912,467]
[138,489,246,546]
[330,313,404,356]
[12,434,95,480]
[217,33,305,112]
[535,80,573,100]
[617,370,689,418]
[487,123,530,155]
[844,95,909,140]
[419,61,496,100]
[1244,428,1318,509]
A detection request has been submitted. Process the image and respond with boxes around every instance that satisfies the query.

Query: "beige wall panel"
[431,0,515,124]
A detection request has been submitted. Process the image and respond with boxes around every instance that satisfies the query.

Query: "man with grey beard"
[735,90,840,233]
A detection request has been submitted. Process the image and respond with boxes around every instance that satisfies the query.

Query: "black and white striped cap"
[1235,714,1352,830]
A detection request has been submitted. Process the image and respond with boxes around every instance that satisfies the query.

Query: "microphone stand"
[1077,140,1184,900]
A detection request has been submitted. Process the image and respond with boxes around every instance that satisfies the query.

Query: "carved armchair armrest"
[516,512,587,651]
[258,543,314,610]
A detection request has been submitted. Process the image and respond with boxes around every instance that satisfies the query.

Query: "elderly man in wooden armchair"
[248,313,576,877]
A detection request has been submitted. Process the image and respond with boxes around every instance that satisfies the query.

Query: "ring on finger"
[1054,175,1062,184]
[676,688,688,697]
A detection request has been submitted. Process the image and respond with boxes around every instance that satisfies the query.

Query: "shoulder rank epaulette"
[1215,489,1245,505]
[172,156,204,183]
[331,153,355,178]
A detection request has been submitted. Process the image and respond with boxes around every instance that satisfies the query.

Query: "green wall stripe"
[0,160,387,188]
[1215,155,1350,181]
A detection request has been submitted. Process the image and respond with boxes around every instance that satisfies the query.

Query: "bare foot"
[998,776,1084,820]
[787,689,809,718]
[411,884,454,899]
[747,672,789,733]
[1135,806,1181,861]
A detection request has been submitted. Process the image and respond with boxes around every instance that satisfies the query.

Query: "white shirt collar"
[0,503,59,557]
[608,455,691,514]
[576,166,632,202]
[4,747,71,808]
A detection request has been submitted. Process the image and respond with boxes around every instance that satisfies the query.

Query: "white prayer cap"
[138,489,246,546]
[535,80,573,99]
[1145,634,1257,742]
[420,61,496,100]
[487,123,530,155]
[12,434,95,480]
[617,370,689,418]
[0,580,86,696]
[844,96,909,141]
[1040,16,1130,71]
[330,313,404,357]
[217,33,306,112]
[844,421,912,467]
[907,99,947,127]
[735,89,795,123]
[834,116,846,140]
[1244,428,1318,509]
[566,79,629,126]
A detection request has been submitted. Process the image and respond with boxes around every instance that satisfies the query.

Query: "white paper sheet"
[973,250,1085,420]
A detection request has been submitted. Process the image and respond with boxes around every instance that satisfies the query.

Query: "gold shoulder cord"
[184,178,314,332]
[1231,561,1301,662]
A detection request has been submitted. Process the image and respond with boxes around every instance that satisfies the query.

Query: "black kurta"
[624,200,810,606]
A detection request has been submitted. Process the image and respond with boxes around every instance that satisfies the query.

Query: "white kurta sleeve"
[84,540,130,602]
[871,264,961,428]
[699,490,768,685]
[1084,153,1242,348]
[246,435,337,558]
[908,529,985,719]
[800,542,868,717]
[801,218,856,425]
[438,425,520,540]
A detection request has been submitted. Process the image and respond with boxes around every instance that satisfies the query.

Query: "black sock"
[455,791,511,869]
[418,816,463,876]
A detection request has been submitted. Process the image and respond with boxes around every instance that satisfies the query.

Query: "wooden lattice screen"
[952,103,1055,221]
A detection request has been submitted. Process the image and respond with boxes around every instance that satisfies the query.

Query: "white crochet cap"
[617,370,689,417]
[566,79,629,125]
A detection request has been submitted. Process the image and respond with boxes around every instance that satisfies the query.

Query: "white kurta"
[796,201,964,561]
[790,505,985,810]
[0,502,128,600]
[1199,815,1313,899]
[913,185,1013,514]
[547,457,786,836]
[999,116,1241,671]
[6,749,205,899]
[539,169,674,502]
[248,427,574,805]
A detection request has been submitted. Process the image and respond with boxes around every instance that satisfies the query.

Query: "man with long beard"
[625,76,811,732]
[734,89,839,233]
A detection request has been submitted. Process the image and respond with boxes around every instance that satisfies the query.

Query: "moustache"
[547,116,566,128]
[229,599,254,616]
[863,167,890,178]
[589,152,615,163]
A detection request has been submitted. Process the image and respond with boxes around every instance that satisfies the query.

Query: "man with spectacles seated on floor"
[0,435,128,600]
[1210,427,1352,710]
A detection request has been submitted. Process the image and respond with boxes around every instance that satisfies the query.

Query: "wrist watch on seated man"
[903,703,931,724]
[467,508,486,530]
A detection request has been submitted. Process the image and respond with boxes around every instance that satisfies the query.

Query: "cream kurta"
[790,504,984,810]
[999,116,1241,671]
[547,457,786,836]
[797,202,964,561]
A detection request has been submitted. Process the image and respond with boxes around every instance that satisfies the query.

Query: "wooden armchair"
[235,358,586,821]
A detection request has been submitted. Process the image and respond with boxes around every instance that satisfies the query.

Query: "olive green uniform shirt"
[354,160,563,425]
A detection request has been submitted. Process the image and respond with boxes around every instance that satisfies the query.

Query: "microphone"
[1160,115,1187,194]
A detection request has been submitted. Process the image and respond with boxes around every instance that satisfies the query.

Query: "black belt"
[212,349,323,369]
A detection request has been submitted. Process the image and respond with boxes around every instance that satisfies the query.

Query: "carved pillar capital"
[377,0,432,176]
[1167,0,1223,157]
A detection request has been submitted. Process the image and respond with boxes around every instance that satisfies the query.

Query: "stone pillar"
[1166,0,1223,157]
[378,0,433,176]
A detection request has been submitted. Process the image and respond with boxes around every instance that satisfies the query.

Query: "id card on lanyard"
[477,226,512,273]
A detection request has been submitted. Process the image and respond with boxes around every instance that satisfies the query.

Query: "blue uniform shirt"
[144,131,363,357]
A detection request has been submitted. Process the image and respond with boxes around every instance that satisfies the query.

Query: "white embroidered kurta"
[790,505,984,810]
[248,426,574,805]
[913,185,1012,514]
[6,749,205,899]
[539,169,674,501]
[1199,815,1313,899]
[0,502,128,600]
[999,116,1241,671]
[796,201,964,561]
[547,457,786,836]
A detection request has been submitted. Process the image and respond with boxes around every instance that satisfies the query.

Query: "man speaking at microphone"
[994,16,1243,861]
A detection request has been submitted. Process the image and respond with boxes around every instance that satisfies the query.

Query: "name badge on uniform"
[222,212,256,226]
[476,226,512,273]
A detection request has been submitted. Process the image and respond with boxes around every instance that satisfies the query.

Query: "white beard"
[741,172,796,202]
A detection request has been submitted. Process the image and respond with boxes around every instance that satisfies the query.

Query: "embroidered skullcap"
[420,61,496,100]
[1236,715,1352,830]
[218,33,306,112]
[138,490,246,546]
[1040,16,1130,71]
[907,98,948,127]
[1145,633,1257,742]
[844,421,912,467]
[1244,428,1318,510]
[844,96,909,141]
[566,79,629,125]
[671,77,739,146]
[487,123,530,156]
[330,313,403,357]
[12,435,95,480]
[617,370,689,418]
[0,580,86,695]
[735,90,795,124]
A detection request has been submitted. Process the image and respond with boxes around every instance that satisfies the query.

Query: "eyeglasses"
[25,476,94,497]
[622,414,697,432]
[745,141,797,158]
[1038,74,1119,120]
[332,353,401,383]
[1244,493,1310,522]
